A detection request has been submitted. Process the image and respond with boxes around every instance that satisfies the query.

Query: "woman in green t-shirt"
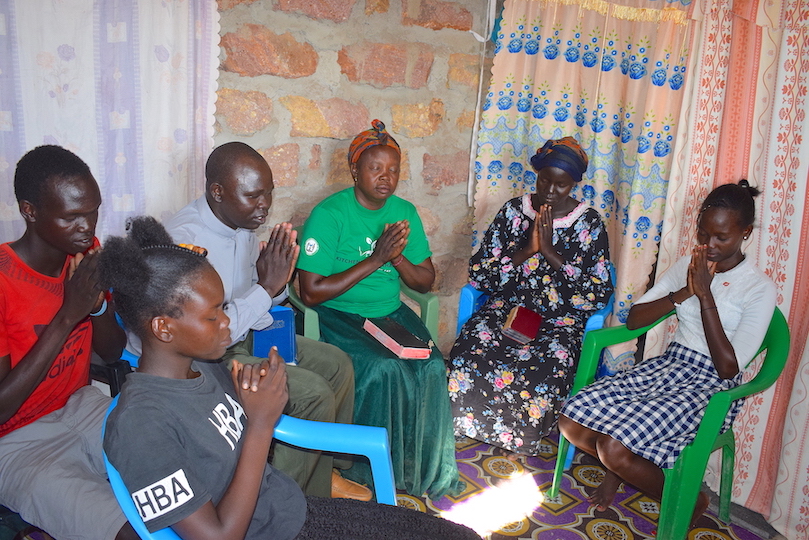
[296,120,463,500]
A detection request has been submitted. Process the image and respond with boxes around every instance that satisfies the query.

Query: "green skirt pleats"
[311,304,464,500]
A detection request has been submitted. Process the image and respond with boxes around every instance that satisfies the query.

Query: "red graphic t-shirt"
[0,241,97,437]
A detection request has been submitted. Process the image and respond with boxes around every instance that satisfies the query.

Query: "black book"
[363,317,432,359]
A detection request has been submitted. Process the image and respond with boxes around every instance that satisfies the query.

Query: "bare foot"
[691,491,709,528]
[587,469,622,511]
[495,447,521,461]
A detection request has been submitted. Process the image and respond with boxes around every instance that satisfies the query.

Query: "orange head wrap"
[347,119,400,166]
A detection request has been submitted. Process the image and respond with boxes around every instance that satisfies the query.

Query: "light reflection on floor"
[439,472,545,536]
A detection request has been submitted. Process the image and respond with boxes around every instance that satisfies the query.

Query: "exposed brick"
[258,144,300,187]
[218,0,258,10]
[215,88,273,135]
[365,0,389,14]
[456,109,476,129]
[317,98,370,138]
[280,96,369,138]
[415,204,439,236]
[391,99,445,138]
[448,53,479,89]
[326,145,353,185]
[452,211,473,236]
[221,24,317,78]
[338,42,433,89]
[276,0,357,22]
[435,254,469,292]
[402,0,473,31]
[423,150,468,194]
[309,144,322,169]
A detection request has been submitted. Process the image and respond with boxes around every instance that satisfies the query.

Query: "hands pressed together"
[230,347,289,431]
[257,223,300,298]
[372,220,409,264]
[527,205,554,258]
[686,245,717,301]
[65,248,106,323]
[515,205,562,268]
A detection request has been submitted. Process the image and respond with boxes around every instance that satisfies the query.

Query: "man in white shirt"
[165,142,370,501]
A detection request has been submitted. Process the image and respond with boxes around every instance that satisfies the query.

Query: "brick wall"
[215,0,490,351]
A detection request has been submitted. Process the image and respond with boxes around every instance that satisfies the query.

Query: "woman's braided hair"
[98,216,211,339]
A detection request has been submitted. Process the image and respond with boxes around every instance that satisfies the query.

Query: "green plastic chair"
[548,307,790,540]
[287,280,439,343]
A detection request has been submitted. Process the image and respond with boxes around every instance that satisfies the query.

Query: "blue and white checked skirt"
[561,342,744,468]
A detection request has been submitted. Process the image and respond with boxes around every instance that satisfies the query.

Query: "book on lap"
[502,306,543,344]
[363,317,432,359]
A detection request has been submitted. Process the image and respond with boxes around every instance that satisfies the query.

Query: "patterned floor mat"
[396,434,764,540]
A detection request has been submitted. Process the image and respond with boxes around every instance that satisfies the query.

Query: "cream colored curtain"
[0,0,219,241]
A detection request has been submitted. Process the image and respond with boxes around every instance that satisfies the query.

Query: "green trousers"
[223,333,355,497]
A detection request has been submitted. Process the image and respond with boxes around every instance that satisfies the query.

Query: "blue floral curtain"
[472,0,693,372]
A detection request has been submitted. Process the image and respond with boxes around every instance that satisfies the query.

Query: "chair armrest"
[584,292,615,334]
[290,279,438,343]
[102,396,183,540]
[400,281,439,343]
[287,285,321,340]
[712,307,790,404]
[571,311,675,394]
[274,414,397,505]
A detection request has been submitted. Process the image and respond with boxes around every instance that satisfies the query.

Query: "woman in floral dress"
[448,137,613,456]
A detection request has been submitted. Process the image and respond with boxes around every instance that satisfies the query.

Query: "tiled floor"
[397,434,768,540]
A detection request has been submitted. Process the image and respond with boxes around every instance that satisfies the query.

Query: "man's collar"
[195,196,241,238]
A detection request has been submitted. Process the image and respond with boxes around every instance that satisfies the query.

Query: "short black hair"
[204,141,268,190]
[99,216,211,339]
[14,145,92,206]
[700,179,761,228]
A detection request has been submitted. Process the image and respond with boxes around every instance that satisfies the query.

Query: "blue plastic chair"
[108,319,398,538]
[454,261,616,468]
[103,396,397,539]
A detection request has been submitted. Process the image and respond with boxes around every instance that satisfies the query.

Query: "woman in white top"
[559,180,776,524]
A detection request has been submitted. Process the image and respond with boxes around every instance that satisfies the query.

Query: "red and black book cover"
[502,306,543,344]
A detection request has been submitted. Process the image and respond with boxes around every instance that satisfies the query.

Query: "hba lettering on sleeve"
[132,469,194,522]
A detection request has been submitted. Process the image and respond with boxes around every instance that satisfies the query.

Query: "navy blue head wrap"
[529,137,588,182]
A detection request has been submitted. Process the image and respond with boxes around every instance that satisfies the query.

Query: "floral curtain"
[474,0,809,537]
[0,0,219,242]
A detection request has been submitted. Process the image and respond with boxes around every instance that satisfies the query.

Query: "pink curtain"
[475,0,809,537]
[655,0,809,537]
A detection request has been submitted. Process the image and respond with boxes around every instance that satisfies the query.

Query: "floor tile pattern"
[396,435,764,540]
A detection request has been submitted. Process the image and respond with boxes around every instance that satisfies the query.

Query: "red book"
[502,306,543,344]
[363,318,432,359]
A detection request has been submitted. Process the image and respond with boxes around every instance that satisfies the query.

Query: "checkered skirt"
[561,342,744,468]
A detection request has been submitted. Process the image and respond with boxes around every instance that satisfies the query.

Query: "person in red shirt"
[0,145,136,540]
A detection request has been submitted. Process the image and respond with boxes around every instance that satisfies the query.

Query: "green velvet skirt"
[311,303,464,500]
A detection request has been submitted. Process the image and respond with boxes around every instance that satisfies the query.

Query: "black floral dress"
[448,195,613,455]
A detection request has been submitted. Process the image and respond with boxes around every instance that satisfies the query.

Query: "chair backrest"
[102,396,182,540]
[456,261,617,337]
